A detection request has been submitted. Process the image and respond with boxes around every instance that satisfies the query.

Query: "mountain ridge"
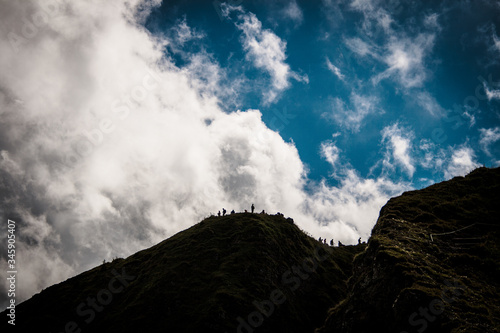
[2,167,500,332]
[2,212,364,332]
[317,166,500,333]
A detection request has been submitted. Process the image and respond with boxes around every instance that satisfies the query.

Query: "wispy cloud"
[321,0,344,27]
[350,0,394,35]
[321,139,341,168]
[491,26,500,53]
[373,33,435,88]
[412,139,483,180]
[344,37,377,58]
[462,105,477,128]
[484,82,500,101]
[479,127,500,156]
[324,92,380,132]
[171,16,205,45]
[381,123,416,177]
[326,56,345,81]
[344,1,438,90]
[281,0,304,26]
[418,139,446,171]
[415,91,446,117]
[222,4,308,104]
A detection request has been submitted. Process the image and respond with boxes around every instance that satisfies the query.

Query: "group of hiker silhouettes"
[214,205,362,247]
[318,237,363,247]
[218,203,266,217]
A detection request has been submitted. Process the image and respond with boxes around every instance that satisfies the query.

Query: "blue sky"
[0,0,499,309]
[147,0,500,188]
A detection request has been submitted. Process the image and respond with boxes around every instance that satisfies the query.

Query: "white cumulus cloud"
[381,123,416,177]
[444,145,480,180]
[0,0,408,311]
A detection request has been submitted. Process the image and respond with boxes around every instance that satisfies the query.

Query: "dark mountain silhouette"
[2,213,364,333]
[317,166,500,333]
[2,167,499,332]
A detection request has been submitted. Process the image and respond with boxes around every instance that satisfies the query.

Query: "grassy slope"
[3,213,364,333]
[317,167,500,333]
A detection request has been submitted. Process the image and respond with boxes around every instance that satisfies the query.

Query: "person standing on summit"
[251,204,255,213]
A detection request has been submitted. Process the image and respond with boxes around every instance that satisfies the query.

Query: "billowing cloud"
[221,4,308,104]
[0,0,307,309]
[0,0,407,311]
[306,149,410,241]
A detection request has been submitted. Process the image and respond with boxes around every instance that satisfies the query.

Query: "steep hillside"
[317,167,500,333]
[2,213,364,332]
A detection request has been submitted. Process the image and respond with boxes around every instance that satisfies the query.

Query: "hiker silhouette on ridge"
[251,204,255,213]
[222,208,226,216]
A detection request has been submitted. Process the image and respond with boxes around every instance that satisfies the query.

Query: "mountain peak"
[4,212,364,333]
[3,167,499,333]
[317,166,500,333]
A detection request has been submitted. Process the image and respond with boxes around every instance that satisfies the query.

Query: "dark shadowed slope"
[317,167,500,333]
[2,213,364,333]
